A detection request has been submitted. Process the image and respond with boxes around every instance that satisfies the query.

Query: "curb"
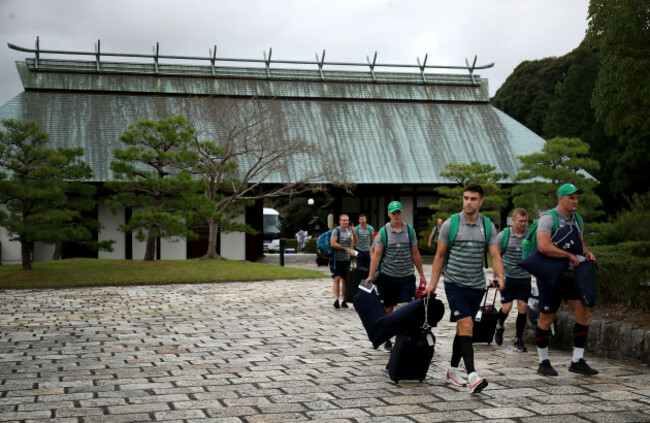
[523,311,650,365]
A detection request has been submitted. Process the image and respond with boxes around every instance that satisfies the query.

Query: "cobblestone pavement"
[1,255,649,422]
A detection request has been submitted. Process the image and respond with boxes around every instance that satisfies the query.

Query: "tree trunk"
[52,242,62,261]
[144,234,156,261]
[21,238,31,270]
[201,218,224,259]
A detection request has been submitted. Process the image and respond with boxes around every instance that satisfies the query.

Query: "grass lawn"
[0,258,325,290]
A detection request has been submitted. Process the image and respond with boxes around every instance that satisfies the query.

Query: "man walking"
[330,214,356,309]
[427,218,443,252]
[366,201,427,352]
[424,184,505,394]
[535,183,598,376]
[355,214,374,269]
[494,208,531,352]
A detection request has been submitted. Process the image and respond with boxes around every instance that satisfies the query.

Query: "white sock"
[449,366,458,373]
[537,347,549,362]
[572,347,584,363]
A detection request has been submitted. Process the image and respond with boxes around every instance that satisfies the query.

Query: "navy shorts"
[500,276,532,304]
[356,250,371,269]
[444,282,485,322]
[330,260,351,278]
[538,271,581,314]
[377,274,416,307]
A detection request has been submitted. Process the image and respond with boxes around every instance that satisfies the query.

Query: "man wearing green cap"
[366,200,427,352]
[534,183,598,377]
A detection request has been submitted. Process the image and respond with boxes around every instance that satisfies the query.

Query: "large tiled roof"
[0,56,545,183]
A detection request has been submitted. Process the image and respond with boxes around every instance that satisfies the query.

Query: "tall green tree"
[586,0,650,203]
[429,162,509,224]
[106,115,204,261]
[0,119,95,269]
[512,137,602,220]
[491,56,572,135]
[542,42,619,214]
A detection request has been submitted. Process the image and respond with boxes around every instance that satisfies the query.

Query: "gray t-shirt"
[439,213,498,289]
[537,207,583,237]
[355,225,374,252]
[431,225,441,243]
[495,228,530,279]
[331,227,353,261]
[372,223,417,277]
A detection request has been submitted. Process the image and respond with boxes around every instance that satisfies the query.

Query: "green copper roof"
[0,57,544,184]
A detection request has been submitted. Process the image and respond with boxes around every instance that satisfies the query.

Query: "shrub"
[591,243,650,310]
[304,238,317,254]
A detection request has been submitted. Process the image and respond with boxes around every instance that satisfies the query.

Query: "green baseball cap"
[387,201,403,213]
[557,183,583,197]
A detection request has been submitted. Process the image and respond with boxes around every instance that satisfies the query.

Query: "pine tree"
[0,119,95,269]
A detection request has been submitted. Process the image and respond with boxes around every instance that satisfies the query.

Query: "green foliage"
[586,0,650,137]
[591,242,650,311]
[491,56,572,135]
[0,119,99,269]
[107,115,204,260]
[586,193,650,246]
[430,162,509,223]
[512,137,602,220]
[586,0,650,203]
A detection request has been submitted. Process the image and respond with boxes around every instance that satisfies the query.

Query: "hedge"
[591,241,650,310]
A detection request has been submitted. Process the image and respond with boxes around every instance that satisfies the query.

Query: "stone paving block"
[590,399,650,412]
[578,411,650,422]
[520,416,592,423]
[106,402,170,415]
[410,409,482,422]
[475,407,536,419]
[524,402,599,415]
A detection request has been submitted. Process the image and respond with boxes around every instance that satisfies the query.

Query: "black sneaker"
[494,327,504,346]
[333,300,340,309]
[514,338,528,353]
[569,359,599,376]
[538,359,558,376]
[341,301,349,308]
[384,340,393,352]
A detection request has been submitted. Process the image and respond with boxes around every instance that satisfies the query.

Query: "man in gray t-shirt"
[330,214,356,309]
[365,201,427,352]
[355,214,374,269]
[493,208,531,352]
[534,183,598,378]
[424,184,504,394]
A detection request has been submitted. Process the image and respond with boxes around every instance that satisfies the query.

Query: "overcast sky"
[0,0,590,105]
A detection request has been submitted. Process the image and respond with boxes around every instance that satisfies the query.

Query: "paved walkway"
[1,255,649,422]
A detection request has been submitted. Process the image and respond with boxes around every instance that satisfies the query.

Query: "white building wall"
[220,214,246,260]
[400,197,415,226]
[161,237,186,260]
[33,242,55,262]
[98,201,125,259]
[0,205,21,265]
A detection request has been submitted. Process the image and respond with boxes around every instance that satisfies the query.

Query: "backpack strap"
[483,215,491,245]
[575,212,583,232]
[501,228,510,254]
[449,213,460,245]
[548,209,559,234]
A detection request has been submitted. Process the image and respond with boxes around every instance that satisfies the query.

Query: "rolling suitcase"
[386,329,435,383]
[353,287,390,349]
[385,296,437,383]
[345,265,369,303]
[472,288,499,344]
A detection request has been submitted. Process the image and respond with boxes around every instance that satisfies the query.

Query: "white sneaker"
[467,371,488,394]
[446,367,467,387]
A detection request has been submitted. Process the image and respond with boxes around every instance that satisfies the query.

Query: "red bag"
[415,283,426,300]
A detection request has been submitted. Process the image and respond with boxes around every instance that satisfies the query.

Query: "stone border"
[523,311,650,364]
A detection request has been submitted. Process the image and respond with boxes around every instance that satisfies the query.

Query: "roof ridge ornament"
[7,37,495,85]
